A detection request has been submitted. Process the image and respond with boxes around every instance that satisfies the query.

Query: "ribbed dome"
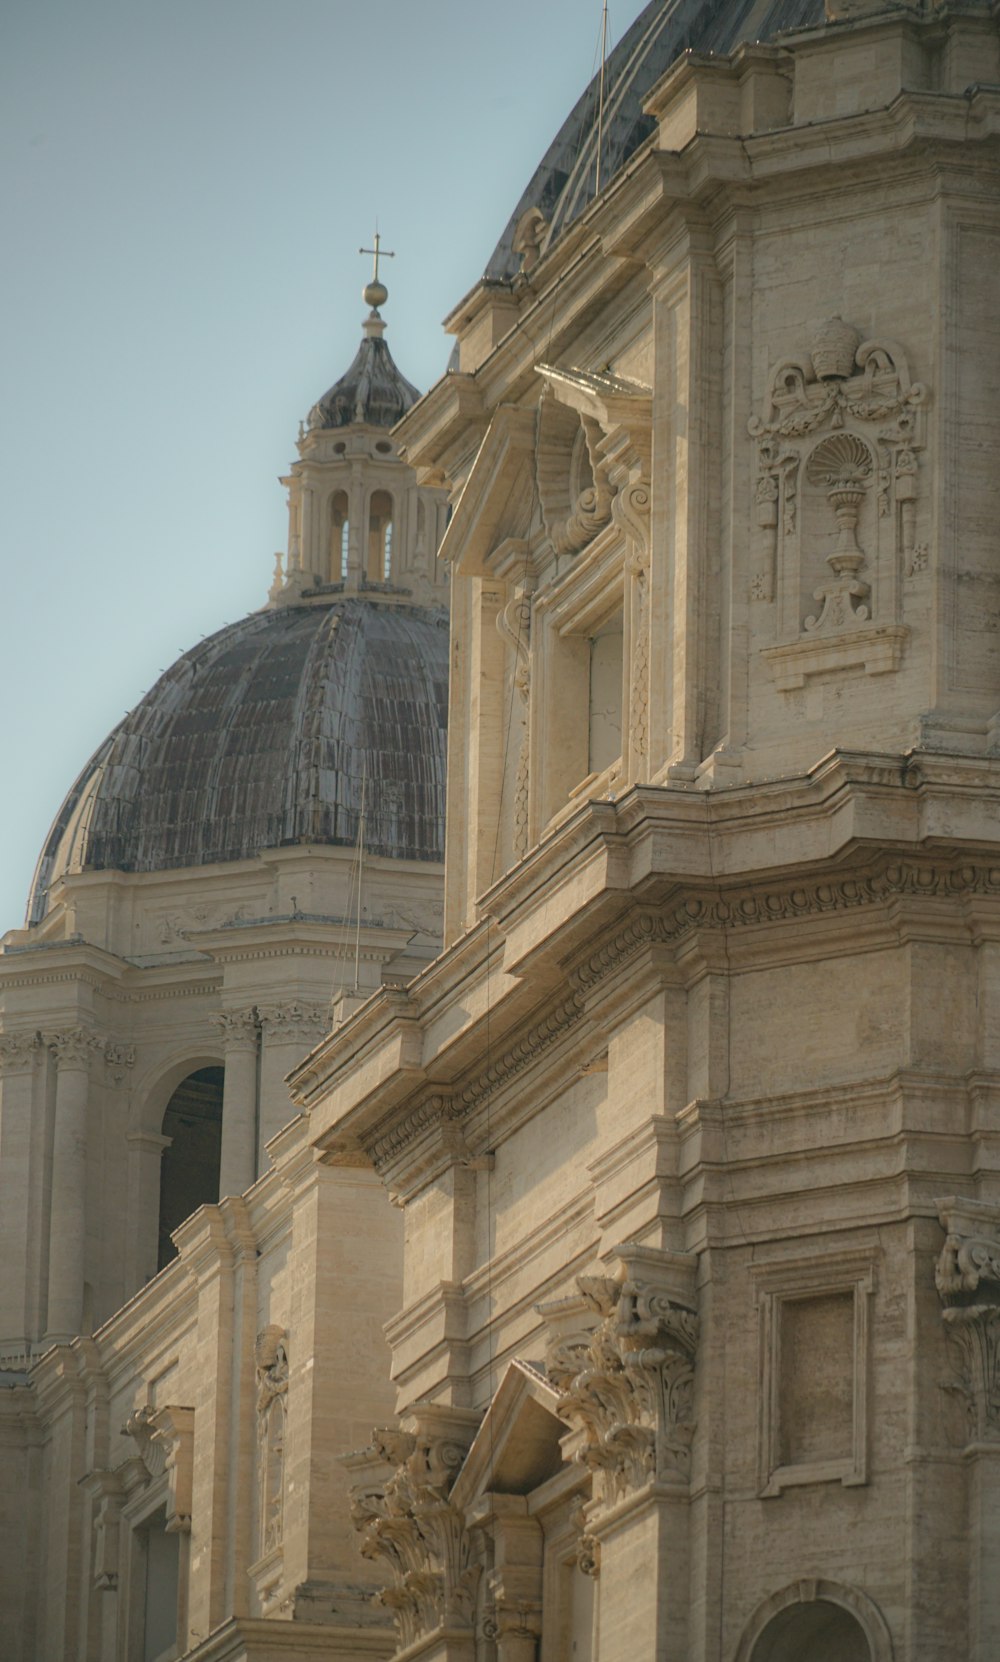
[486,0,824,281]
[308,325,421,432]
[28,600,448,925]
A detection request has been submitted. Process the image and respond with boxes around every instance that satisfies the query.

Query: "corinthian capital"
[210,1008,259,1052]
[0,1030,41,1074]
[545,1243,698,1513]
[257,1002,329,1044]
[346,1405,481,1652]
[47,1027,103,1069]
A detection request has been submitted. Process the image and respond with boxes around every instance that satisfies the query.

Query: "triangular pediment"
[437,405,537,577]
[450,1359,567,1512]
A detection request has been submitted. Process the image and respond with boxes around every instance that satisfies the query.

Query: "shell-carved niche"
[748,318,928,690]
[536,391,614,556]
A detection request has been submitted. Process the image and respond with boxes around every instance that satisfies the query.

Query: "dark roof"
[28,600,449,923]
[308,326,421,431]
[486,0,825,281]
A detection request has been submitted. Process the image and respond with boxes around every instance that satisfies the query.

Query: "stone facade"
[5,3,1000,1659]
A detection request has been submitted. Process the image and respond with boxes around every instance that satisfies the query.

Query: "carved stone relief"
[749,319,928,689]
[348,1408,480,1651]
[497,592,533,858]
[545,1249,699,1515]
[936,1201,1000,1443]
[255,1325,289,1558]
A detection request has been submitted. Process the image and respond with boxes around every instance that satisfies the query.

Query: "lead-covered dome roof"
[308,319,421,431]
[28,600,448,924]
[486,0,824,280]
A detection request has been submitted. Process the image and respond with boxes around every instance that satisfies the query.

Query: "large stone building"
[4,0,1000,1658]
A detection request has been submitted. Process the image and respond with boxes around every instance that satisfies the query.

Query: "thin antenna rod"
[595,2,610,196]
[353,759,367,992]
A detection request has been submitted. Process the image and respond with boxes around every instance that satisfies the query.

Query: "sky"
[1,0,646,931]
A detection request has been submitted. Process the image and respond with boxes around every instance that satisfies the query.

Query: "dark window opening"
[157,1066,224,1270]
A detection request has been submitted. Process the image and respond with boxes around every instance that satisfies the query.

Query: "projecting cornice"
[294,750,1000,1195]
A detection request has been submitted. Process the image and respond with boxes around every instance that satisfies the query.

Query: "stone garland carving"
[748,318,927,676]
[350,1418,480,1651]
[496,594,533,859]
[257,1003,329,1045]
[256,1326,289,1557]
[936,1207,1000,1442]
[548,1272,698,1509]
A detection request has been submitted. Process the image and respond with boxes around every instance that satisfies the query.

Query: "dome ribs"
[29,601,448,917]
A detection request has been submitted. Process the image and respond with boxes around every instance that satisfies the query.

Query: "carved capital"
[47,1027,103,1069]
[0,1030,41,1075]
[937,1199,1000,1443]
[547,1245,698,1512]
[257,1002,329,1045]
[348,1405,481,1651]
[210,1007,260,1052]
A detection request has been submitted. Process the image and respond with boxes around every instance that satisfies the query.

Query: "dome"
[28,599,449,925]
[486,0,825,281]
[308,318,421,431]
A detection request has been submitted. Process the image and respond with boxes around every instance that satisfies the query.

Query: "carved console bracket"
[345,1403,482,1652]
[936,1198,1000,1443]
[541,1243,699,1518]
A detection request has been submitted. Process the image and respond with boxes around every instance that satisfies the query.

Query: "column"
[125,1129,171,1295]
[257,1003,329,1164]
[212,1009,259,1199]
[546,1243,699,1660]
[45,1027,101,1344]
[0,1031,41,1360]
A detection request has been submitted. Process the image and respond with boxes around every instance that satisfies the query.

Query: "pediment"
[450,1359,567,1512]
[437,405,537,577]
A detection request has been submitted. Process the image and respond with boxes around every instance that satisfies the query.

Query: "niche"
[157,1066,224,1270]
[368,489,394,582]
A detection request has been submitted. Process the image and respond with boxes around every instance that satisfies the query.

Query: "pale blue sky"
[1,0,645,929]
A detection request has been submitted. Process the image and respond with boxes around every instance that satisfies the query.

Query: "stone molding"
[347,1405,481,1652]
[359,857,1000,1181]
[936,1198,1000,1443]
[544,1245,699,1514]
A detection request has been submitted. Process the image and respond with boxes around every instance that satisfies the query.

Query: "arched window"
[330,490,349,581]
[367,490,394,583]
[157,1066,224,1270]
